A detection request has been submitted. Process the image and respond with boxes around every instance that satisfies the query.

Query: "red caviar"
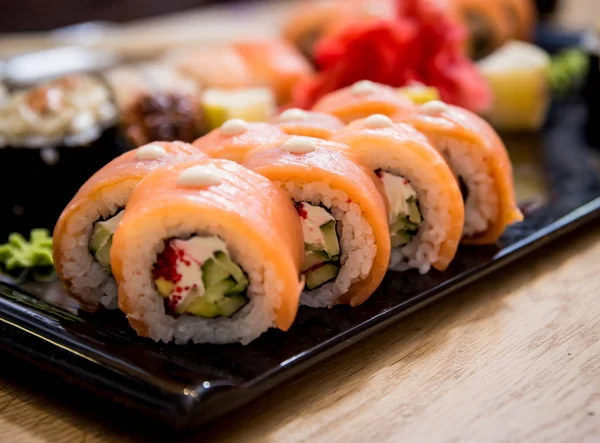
[296,202,308,219]
[152,240,183,284]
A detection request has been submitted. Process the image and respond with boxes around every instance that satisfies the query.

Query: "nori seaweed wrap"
[0,74,121,235]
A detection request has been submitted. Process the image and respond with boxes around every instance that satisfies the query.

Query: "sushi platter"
[1,0,600,431]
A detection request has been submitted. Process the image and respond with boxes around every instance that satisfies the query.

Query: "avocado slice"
[391,230,413,248]
[88,211,124,271]
[155,278,174,297]
[302,250,330,272]
[320,221,340,258]
[390,217,416,233]
[214,252,247,286]
[186,296,220,318]
[203,278,237,304]
[201,258,231,288]
[217,294,248,317]
[407,197,422,224]
[306,263,339,290]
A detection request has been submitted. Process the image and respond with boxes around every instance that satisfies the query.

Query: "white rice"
[430,136,498,237]
[376,168,452,274]
[116,218,281,345]
[57,180,138,309]
[281,181,376,308]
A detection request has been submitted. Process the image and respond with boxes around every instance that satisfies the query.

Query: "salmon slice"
[234,40,314,104]
[332,117,464,271]
[53,142,206,309]
[271,109,344,140]
[243,136,390,307]
[393,102,523,244]
[111,158,304,334]
[165,46,255,90]
[312,81,416,124]
[192,121,286,163]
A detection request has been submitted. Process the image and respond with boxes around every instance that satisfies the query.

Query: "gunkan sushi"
[0,74,120,234]
[104,63,204,148]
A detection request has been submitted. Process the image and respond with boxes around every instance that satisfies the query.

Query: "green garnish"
[0,229,55,282]
[549,48,590,95]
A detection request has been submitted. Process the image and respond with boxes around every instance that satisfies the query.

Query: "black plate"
[1,95,600,430]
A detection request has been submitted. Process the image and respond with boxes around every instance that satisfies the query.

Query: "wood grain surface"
[2,1,600,442]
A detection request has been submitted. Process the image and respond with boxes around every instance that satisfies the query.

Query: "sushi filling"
[88,210,124,274]
[152,236,249,318]
[376,170,423,247]
[296,202,341,290]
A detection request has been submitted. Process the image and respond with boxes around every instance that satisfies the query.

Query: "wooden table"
[2,1,600,442]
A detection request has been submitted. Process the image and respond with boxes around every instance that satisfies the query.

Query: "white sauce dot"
[136,144,167,160]
[351,80,377,96]
[279,108,308,122]
[40,148,59,166]
[420,100,449,116]
[177,165,222,187]
[220,118,248,136]
[364,114,393,129]
[280,137,316,154]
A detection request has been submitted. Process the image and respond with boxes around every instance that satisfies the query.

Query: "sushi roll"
[0,74,119,234]
[243,136,390,308]
[104,63,204,148]
[201,87,276,131]
[393,101,523,244]
[282,0,394,60]
[233,40,314,104]
[193,119,286,163]
[452,0,512,59]
[164,46,255,90]
[53,142,206,311]
[271,108,344,140]
[165,40,313,105]
[311,80,416,124]
[111,159,305,344]
[501,0,536,41]
[331,115,464,273]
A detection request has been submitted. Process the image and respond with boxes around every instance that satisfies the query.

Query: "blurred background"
[0,0,599,237]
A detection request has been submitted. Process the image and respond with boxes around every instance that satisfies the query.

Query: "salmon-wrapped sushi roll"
[282,0,394,60]
[271,108,344,140]
[393,101,523,244]
[193,119,285,163]
[332,115,464,273]
[452,0,512,58]
[53,142,206,311]
[233,40,314,104]
[244,136,390,308]
[111,159,304,344]
[312,81,416,124]
[501,0,536,41]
